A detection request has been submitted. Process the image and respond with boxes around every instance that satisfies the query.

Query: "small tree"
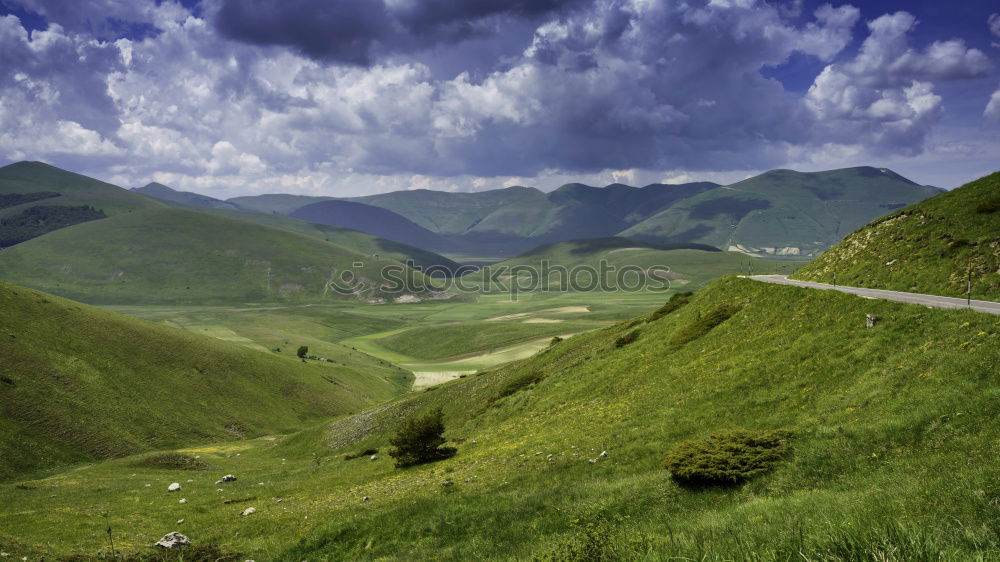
[388,408,456,468]
[297,345,309,358]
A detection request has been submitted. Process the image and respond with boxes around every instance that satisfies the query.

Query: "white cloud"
[985,86,1000,122]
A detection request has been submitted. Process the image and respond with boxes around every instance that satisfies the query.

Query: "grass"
[372,321,600,361]
[0,207,435,305]
[0,281,411,481]
[1,277,996,559]
[794,171,1000,301]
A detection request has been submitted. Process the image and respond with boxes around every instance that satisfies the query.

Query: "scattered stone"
[588,458,598,464]
[362,496,370,502]
[155,532,190,549]
[145,484,151,487]
[273,498,284,503]
[177,519,184,524]
[464,477,474,483]
[179,498,187,504]
[216,474,237,484]
[885,259,898,266]
[240,507,256,516]
[441,481,454,487]
[546,454,554,461]
[168,483,182,492]
[370,455,378,461]
[1,552,9,557]
[258,482,265,486]
[534,452,542,456]
[217,488,224,492]
[599,450,608,458]
[186,479,193,483]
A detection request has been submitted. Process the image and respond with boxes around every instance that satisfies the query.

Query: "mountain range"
[228,167,941,257]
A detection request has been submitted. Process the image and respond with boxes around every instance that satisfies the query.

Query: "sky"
[0,0,998,198]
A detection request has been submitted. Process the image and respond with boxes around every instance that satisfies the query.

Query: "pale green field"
[111,291,671,392]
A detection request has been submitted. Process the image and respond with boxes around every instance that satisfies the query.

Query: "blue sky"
[0,0,997,197]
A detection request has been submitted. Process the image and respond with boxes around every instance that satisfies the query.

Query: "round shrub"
[663,429,791,485]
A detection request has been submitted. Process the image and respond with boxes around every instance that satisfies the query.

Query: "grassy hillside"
[793,171,1000,301]
[289,199,451,251]
[2,277,996,559]
[188,207,461,273]
[225,193,334,215]
[622,167,941,257]
[350,186,547,235]
[131,182,241,210]
[0,161,161,218]
[0,281,410,481]
[0,207,435,305]
[464,237,800,290]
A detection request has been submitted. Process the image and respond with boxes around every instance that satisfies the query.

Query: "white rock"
[370,455,378,461]
[599,450,608,458]
[167,483,181,492]
[177,519,184,524]
[240,507,256,516]
[1,552,9,557]
[155,531,190,549]
[219,474,237,483]
[178,498,187,504]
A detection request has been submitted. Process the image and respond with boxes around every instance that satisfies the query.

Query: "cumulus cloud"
[0,1,995,196]
[213,0,588,66]
[804,11,990,155]
[986,86,1000,121]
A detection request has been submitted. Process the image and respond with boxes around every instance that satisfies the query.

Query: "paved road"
[748,275,1000,316]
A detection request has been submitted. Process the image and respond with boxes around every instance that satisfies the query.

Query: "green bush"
[669,303,740,348]
[649,291,693,321]
[130,453,209,471]
[388,408,456,468]
[614,329,639,348]
[549,336,563,346]
[663,429,792,485]
[296,345,309,358]
[975,197,1000,214]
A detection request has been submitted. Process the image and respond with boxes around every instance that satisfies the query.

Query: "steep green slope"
[4,277,995,559]
[621,167,941,257]
[277,277,998,560]
[464,237,799,289]
[131,182,241,210]
[793,171,1000,301]
[0,208,435,304]
[0,281,410,481]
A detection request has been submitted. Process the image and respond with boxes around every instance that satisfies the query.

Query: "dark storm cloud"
[213,0,587,66]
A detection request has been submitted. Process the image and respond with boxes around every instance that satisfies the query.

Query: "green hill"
[0,207,436,305]
[0,162,164,247]
[0,281,410,481]
[3,277,996,558]
[183,207,462,274]
[349,186,547,235]
[465,237,799,289]
[131,182,241,211]
[0,161,162,218]
[620,167,941,257]
[793,171,1000,301]
[225,193,334,215]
